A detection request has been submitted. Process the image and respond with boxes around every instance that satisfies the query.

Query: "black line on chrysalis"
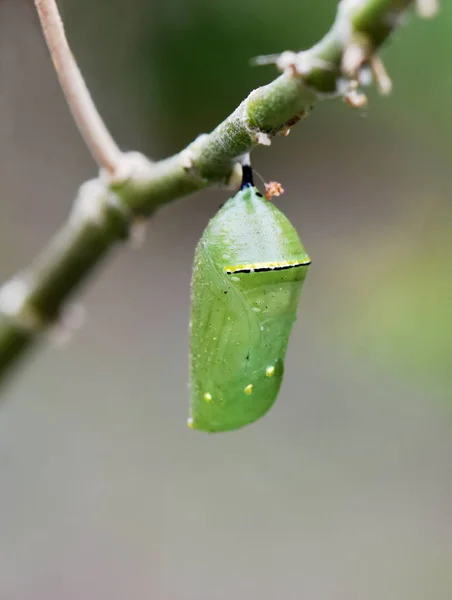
[226,261,312,275]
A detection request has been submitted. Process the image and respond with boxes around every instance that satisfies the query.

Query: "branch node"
[0,276,44,333]
[69,180,112,228]
[255,132,272,146]
[107,152,162,217]
[107,151,154,187]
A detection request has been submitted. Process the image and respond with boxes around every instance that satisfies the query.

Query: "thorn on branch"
[341,35,392,103]
[370,56,392,95]
[253,50,334,80]
[342,41,370,78]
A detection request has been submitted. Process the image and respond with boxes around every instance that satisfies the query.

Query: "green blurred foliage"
[384,9,452,146]
[65,0,337,150]
[333,196,452,386]
[138,0,336,145]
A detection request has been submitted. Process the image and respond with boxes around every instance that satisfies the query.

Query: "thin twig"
[34,0,122,175]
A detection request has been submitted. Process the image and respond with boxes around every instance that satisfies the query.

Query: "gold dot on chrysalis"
[244,384,253,395]
[204,393,212,402]
[266,366,275,377]
[187,418,194,429]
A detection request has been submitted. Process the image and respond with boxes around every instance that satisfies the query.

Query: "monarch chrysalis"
[188,164,311,433]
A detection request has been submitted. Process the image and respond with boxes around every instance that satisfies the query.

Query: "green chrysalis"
[188,164,311,433]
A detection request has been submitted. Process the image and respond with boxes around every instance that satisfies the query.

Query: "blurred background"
[0,0,451,598]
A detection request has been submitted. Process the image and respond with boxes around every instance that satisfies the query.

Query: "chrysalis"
[188,163,311,433]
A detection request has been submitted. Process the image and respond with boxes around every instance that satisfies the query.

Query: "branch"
[0,0,436,388]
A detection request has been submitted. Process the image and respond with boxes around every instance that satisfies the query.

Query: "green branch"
[0,0,435,387]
